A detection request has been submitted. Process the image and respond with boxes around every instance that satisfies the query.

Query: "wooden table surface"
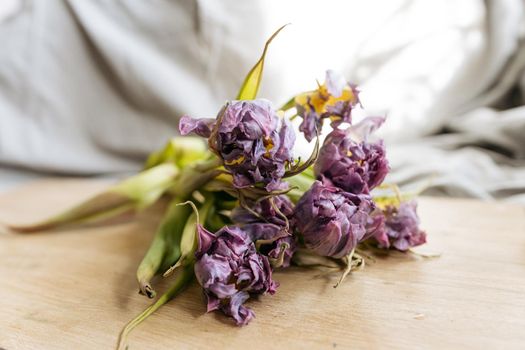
[0,179,524,350]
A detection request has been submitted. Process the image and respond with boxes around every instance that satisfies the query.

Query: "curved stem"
[118,264,194,350]
[284,132,320,178]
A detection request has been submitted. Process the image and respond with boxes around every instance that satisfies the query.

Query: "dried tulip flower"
[294,181,377,259]
[194,225,278,326]
[180,99,295,191]
[314,116,389,194]
[371,200,427,251]
[295,70,361,142]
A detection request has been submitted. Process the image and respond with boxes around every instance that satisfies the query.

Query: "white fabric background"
[0,0,524,203]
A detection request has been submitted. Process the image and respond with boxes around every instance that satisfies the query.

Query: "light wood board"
[0,179,524,350]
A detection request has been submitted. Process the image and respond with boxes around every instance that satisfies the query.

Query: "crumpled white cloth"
[0,0,524,203]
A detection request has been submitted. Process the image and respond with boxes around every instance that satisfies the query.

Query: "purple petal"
[179,116,216,137]
[325,70,346,97]
[196,224,215,257]
[298,104,320,143]
[347,116,385,142]
[222,291,255,326]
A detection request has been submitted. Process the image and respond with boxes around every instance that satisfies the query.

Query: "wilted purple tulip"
[372,200,427,251]
[232,195,296,267]
[295,70,360,142]
[314,116,389,195]
[180,99,295,191]
[294,181,379,259]
[194,224,277,326]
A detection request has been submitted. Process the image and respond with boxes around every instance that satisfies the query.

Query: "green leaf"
[236,24,289,100]
[144,137,209,170]
[9,163,178,233]
[112,163,180,209]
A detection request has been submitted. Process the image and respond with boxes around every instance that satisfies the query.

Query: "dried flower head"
[315,116,389,194]
[372,200,427,251]
[295,70,360,142]
[294,181,377,259]
[180,99,295,191]
[194,225,277,326]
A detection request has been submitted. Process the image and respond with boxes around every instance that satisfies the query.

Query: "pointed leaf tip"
[236,24,290,100]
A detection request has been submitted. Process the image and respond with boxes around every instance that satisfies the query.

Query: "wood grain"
[0,179,524,350]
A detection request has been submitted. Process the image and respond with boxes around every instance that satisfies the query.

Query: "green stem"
[168,164,223,199]
[136,198,191,298]
[279,96,296,111]
[118,264,194,350]
[284,132,319,178]
[193,156,223,172]
[137,163,221,298]
[162,198,213,277]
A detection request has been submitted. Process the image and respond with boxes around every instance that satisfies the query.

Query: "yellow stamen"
[224,155,245,165]
[295,79,358,117]
[263,136,274,157]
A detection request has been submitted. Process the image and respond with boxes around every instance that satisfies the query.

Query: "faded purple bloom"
[315,116,389,194]
[372,200,427,251]
[294,181,378,259]
[232,195,296,267]
[295,70,360,142]
[194,225,277,326]
[180,99,295,191]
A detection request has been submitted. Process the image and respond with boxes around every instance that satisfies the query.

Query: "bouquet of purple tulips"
[10,26,427,349]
